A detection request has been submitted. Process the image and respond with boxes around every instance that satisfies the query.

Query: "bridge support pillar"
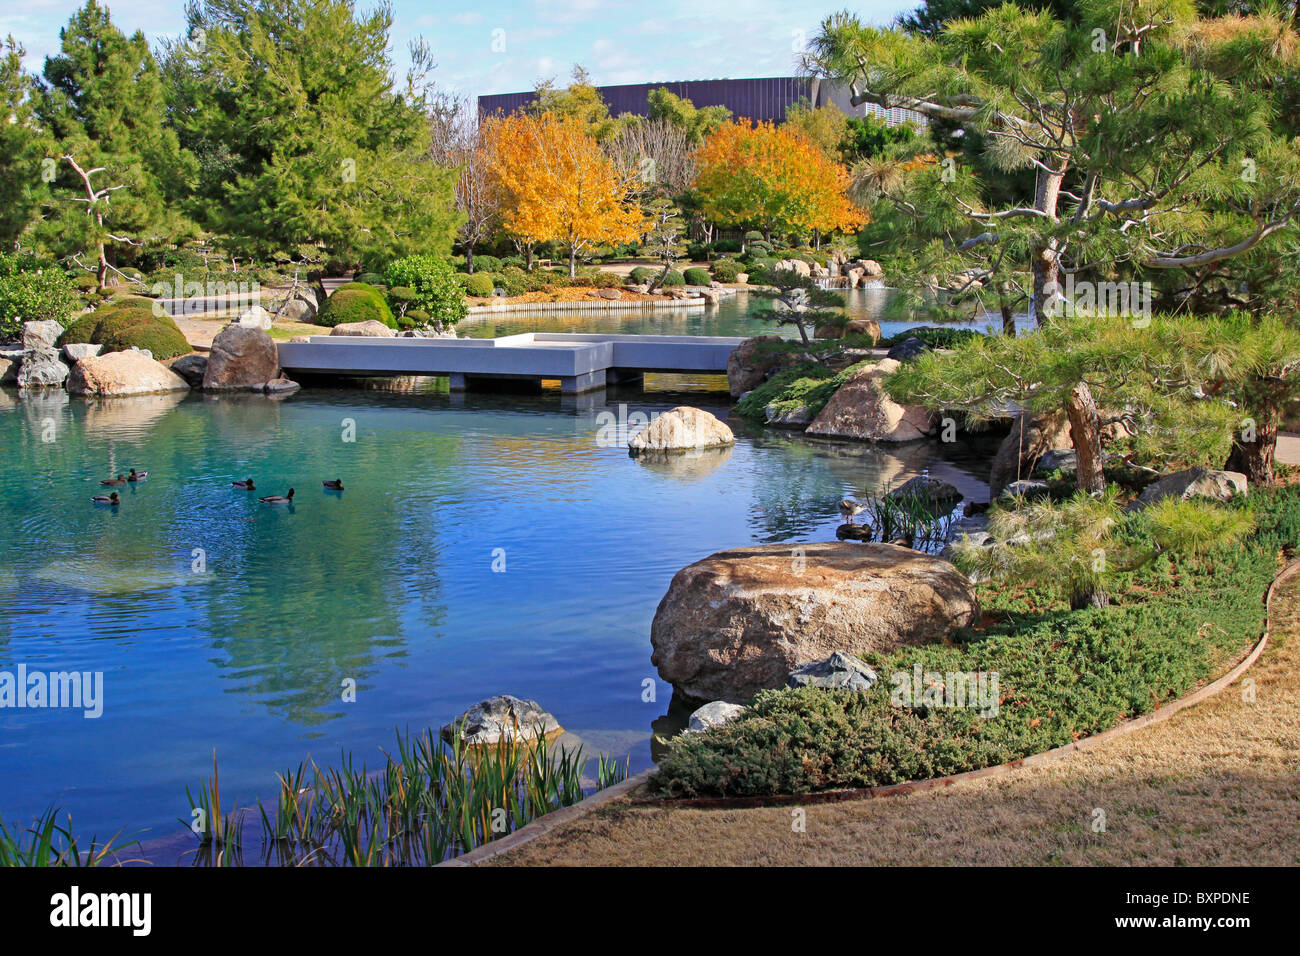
[605,369,644,388]
[560,370,607,394]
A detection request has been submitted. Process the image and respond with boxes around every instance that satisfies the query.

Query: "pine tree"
[0,37,48,249]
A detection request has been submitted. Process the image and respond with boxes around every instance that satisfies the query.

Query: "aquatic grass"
[0,806,137,867]
[187,722,623,865]
[182,750,245,864]
[861,485,957,549]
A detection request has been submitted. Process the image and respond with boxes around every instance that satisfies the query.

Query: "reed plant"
[0,806,137,866]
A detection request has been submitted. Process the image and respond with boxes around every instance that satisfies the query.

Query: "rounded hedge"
[56,304,191,360]
[464,273,495,297]
[711,259,742,283]
[659,269,686,288]
[318,282,396,329]
[382,255,468,329]
[628,266,656,285]
[683,267,712,287]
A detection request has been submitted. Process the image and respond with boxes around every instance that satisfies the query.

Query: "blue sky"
[3,0,913,98]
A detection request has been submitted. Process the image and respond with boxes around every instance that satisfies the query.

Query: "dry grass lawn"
[487,571,1300,867]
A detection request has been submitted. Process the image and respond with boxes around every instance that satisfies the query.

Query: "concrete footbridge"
[275,332,750,393]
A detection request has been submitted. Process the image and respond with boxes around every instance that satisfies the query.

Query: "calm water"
[0,294,1001,855]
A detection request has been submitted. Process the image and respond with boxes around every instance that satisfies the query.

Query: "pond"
[0,296,1003,859]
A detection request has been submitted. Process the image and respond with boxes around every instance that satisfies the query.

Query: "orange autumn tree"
[487,112,642,276]
[694,120,865,242]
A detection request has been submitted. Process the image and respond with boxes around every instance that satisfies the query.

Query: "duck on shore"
[100,474,127,486]
[92,492,120,506]
[259,488,294,504]
[231,479,256,490]
[322,479,344,490]
[127,469,147,481]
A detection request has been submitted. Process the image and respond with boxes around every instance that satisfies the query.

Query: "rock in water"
[202,325,280,391]
[806,359,937,442]
[787,652,878,692]
[330,320,396,337]
[1131,466,1248,510]
[687,701,746,733]
[67,349,190,397]
[726,335,783,398]
[886,475,963,517]
[16,348,69,389]
[168,353,208,387]
[650,542,979,703]
[628,406,735,454]
[440,694,563,746]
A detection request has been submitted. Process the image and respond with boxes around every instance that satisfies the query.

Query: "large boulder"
[202,324,280,391]
[67,349,190,397]
[845,318,882,345]
[886,475,963,516]
[330,320,396,337]
[727,335,784,398]
[628,406,735,454]
[440,694,563,746]
[650,542,979,703]
[0,356,17,386]
[22,320,64,352]
[1131,466,1248,510]
[16,348,69,389]
[989,411,1073,499]
[806,359,937,442]
[886,337,929,362]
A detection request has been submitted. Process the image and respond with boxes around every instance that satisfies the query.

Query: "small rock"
[62,343,103,362]
[0,356,16,386]
[440,694,563,746]
[886,475,963,516]
[597,287,622,300]
[278,297,316,323]
[764,403,814,428]
[886,336,929,362]
[168,353,208,387]
[787,651,878,692]
[235,306,273,331]
[263,376,300,394]
[1131,466,1248,511]
[687,701,746,733]
[1036,448,1077,474]
[1000,479,1051,501]
[329,320,396,337]
[16,348,69,389]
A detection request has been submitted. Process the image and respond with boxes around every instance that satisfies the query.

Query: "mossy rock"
[318,282,396,329]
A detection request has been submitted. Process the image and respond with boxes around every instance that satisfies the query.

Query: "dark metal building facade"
[477,76,924,127]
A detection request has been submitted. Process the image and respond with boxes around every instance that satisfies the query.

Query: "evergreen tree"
[163,0,460,269]
[0,37,48,250]
[35,0,196,286]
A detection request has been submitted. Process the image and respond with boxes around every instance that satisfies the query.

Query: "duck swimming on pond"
[839,498,864,524]
[259,488,294,504]
[231,478,256,490]
[100,474,127,486]
[127,469,147,481]
[322,479,344,490]
[92,492,120,506]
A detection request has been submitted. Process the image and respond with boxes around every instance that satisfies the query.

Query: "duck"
[258,488,294,504]
[231,478,256,490]
[92,492,120,506]
[127,469,147,481]
[322,479,344,490]
[100,474,127,486]
[839,498,865,524]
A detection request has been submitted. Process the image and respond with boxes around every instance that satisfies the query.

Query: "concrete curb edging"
[450,560,1289,863]
[438,769,657,867]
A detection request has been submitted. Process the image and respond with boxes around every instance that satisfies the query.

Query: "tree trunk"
[1226,412,1279,487]
[1031,166,1064,324]
[1066,381,1106,494]
[1071,583,1110,610]
[996,278,1015,336]
[569,243,577,278]
[466,245,475,274]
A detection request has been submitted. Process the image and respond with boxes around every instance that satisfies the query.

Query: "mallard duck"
[92,492,120,506]
[322,479,344,490]
[839,498,864,524]
[100,474,127,486]
[259,488,294,504]
[127,469,147,481]
[231,478,256,490]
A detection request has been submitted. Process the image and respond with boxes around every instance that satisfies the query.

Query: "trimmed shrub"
[743,231,764,243]
[56,305,191,360]
[387,285,418,314]
[711,259,742,283]
[0,268,77,340]
[57,314,101,345]
[592,271,623,289]
[628,266,656,285]
[659,269,686,288]
[468,255,502,273]
[464,273,495,297]
[683,267,713,287]
[382,255,468,328]
[714,239,742,253]
[317,282,396,329]
[406,309,431,325]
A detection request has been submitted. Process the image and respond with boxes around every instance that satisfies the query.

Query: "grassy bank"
[651,486,1296,798]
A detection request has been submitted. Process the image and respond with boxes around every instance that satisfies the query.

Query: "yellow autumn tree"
[694,120,865,241]
[487,112,642,276]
